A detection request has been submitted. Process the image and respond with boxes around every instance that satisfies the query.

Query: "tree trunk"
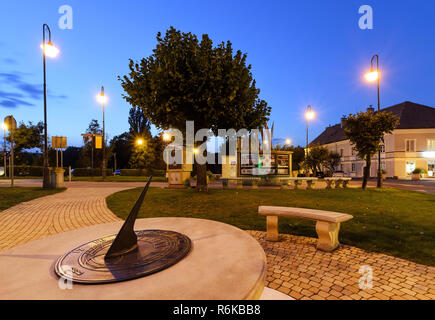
[362,155,371,190]
[196,162,208,192]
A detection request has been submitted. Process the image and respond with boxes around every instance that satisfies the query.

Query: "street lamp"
[285,138,292,146]
[97,86,107,180]
[41,24,59,188]
[136,138,144,146]
[2,122,7,178]
[305,105,315,176]
[365,54,382,188]
[305,105,315,151]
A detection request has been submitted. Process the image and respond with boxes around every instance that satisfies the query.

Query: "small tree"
[120,27,271,191]
[343,110,399,189]
[323,152,341,174]
[303,145,329,174]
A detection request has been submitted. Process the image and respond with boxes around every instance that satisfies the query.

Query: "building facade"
[310,102,435,179]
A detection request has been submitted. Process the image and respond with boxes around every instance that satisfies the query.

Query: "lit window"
[405,139,416,152]
[427,139,435,151]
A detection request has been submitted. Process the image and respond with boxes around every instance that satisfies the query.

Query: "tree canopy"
[343,110,399,189]
[120,27,271,190]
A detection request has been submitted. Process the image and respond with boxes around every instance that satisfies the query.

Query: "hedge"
[12,166,44,176]
[72,168,113,177]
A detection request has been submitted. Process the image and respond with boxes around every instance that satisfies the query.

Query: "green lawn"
[0,187,65,211]
[107,187,435,266]
[71,176,167,182]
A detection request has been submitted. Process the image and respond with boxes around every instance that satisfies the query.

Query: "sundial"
[55,177,192,284]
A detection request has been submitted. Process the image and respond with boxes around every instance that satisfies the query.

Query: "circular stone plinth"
[0,218,266,300]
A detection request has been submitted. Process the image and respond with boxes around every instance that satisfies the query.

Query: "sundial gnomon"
[55,177,192,284]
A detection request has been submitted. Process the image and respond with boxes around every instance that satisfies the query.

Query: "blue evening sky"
[0,0,434,147]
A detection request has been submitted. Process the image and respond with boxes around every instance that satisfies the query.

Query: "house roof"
[310,101,435,146]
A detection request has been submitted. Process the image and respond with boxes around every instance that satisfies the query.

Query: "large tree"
[120,27,271,191]
[343,110,399,189]
[6,121,43,165]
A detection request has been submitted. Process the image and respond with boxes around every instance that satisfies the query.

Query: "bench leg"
[293,181,299,189]
[334,180,342,189]
[266,216,279,241]
[252,180,258,189]
[306,181,313,190]
[325,181,333,189]
[237,180,243,189]
[342,180,349,188]
[315,221,341,251]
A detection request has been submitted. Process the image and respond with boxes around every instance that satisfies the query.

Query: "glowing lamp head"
[1,122,7,130]
[365,70,379,82]
[163,132,171,142]
[285,139,292,145]
[193,148,199,155]
[136,138,144,146]
[40,42,59,58]
[305,110,315,120]
[97,94,107,104]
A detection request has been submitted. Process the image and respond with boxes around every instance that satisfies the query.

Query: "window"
[340,149,344,157]
[340,164,343,171]
[427,139,435,151]
[351,163,356,172]
[405,139,416,152]
[406,161,415,174]
[351,148,355,156]
[380,145,385,153]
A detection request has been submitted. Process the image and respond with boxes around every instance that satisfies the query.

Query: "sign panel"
[95,135,102,149]
[239,153,289,176]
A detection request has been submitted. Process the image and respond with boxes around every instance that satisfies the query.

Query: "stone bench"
[258,206,353,251]
[279,177,318,190]
[324,177,352,189]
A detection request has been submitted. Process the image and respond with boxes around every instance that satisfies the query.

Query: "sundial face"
[55,230,191,284]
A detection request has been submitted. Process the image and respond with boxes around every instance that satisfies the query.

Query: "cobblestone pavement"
[248,231,435,300]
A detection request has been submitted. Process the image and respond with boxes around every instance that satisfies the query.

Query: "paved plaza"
[0,182,433,299]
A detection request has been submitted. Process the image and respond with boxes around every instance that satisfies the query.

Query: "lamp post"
[365,54,382,188]
[41,24,59,188]
[2,123,7,178]
[305,105,315,176]
[97,87,107,180]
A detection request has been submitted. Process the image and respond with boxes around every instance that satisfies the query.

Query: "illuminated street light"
[285,138,292,145]
[365,54,382,188]
[163,132,171,142]
[365,70,379,82]
[193,148,199,154]
[97,86,107,180]
[41,24,59,188]
[40,43,59,58]
[136,138,144,146]
[305,105,315,176]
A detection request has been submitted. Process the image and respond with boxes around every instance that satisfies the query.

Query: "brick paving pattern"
[248,231,435,300]
[0,182,433,300]
[0,186,125,252]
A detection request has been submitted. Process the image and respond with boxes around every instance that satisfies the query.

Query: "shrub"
[412,168,426,175]
[12,166,43,176]
[72,168,112,177]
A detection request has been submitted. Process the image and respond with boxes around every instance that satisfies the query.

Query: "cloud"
[0,98,35,108]
[0,72,67,109]
[3,58,17,65]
